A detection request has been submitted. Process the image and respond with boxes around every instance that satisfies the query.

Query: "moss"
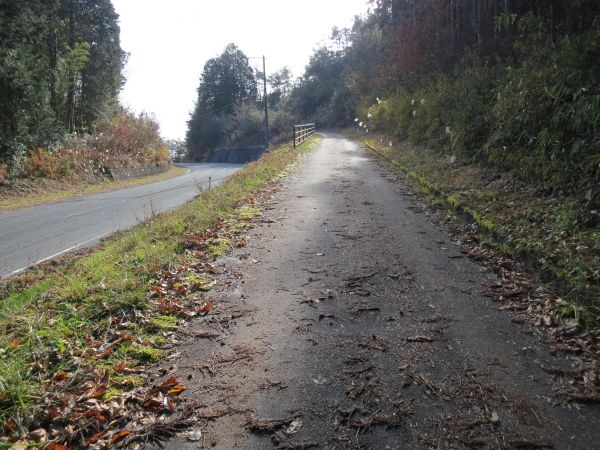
[120,343,163,364]
[152,335,168,347]
[103,387,124,400]
[111,374,144,389]
[149,314,178,331]
[208,237,231,258]
[186,275,214,292]
[237,205,261,220]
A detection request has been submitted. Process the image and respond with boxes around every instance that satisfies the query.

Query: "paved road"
[156,134,598,449]
[0,163,243,278]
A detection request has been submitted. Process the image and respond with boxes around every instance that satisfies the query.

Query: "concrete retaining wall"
[201,146,267,164]
[108,162,170,181]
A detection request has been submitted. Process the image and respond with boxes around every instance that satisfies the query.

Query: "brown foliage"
[12,111,170,182]
[24,149,76,179]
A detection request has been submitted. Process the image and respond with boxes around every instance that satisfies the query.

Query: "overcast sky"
[112,0,369,141]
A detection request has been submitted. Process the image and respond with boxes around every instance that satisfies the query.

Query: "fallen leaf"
[159,377,179,388]
[87,431,105,443]
[198,301,213,315]
[164,397,176,413]
[91,345,113,360]
[168,385,186,395]
[53,370,68,382]
[46,444,68,450]
[110,430,131,444]
[90,386,108,398]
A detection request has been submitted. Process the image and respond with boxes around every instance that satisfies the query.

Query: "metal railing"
[293,123,315,148]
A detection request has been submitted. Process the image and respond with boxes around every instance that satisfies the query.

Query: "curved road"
[0,163,243,278]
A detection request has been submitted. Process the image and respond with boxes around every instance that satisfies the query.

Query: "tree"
[186,44,258,158]
[290,47,345,123]
[0,0,125,166]
[70,0,126,131]
[166,139,187,162]
[0,0,56,165]
[268,66,293,110]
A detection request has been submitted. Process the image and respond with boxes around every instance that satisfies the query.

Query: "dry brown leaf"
[198,300,213,315]
[90,386,108,399]
[110,430,131,444]
[46,443,69,450]
[168,385,186,395]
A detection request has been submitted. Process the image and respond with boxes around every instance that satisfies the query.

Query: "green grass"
[359,134,599,327]
[0,136,321,434]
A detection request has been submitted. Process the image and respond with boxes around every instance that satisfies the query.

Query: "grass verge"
[358,134,599,327]
[0,136,320,439]
[0,165,188,213]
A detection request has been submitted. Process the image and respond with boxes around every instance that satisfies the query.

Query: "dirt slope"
[159,133,599,449]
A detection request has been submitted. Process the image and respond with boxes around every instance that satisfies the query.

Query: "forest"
[0,0,168,184]
[286,0,600,204]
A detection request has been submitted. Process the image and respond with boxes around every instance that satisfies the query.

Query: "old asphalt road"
[160,134,599,449]
[0,163,242,278]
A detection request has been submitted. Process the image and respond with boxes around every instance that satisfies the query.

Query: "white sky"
[112,0,369,140]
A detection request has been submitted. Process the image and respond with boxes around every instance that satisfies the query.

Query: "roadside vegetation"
[0,165,187,213]
[360,136,599,320]
[286,1,599,326]
[0,136,319,447]
[0,2,171,203]
[0,111,172,204]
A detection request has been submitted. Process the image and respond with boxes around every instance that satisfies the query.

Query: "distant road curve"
[0,163,243,278]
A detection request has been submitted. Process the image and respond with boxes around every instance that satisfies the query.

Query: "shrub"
[360,26,600,199]
[24,148,75,179]
[487,26,600,194]
[368,61,495,158]
[0,163,6,183]
[234,104,264,145]
[95,111,170,167]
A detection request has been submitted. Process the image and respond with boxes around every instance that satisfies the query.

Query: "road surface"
[0,163,242,278]
[156,134,599,449]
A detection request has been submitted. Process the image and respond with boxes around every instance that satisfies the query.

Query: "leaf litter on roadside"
[0,198,269,448]
[448,220,600,404]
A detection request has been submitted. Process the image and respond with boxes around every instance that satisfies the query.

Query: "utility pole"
[263,55,269,149]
